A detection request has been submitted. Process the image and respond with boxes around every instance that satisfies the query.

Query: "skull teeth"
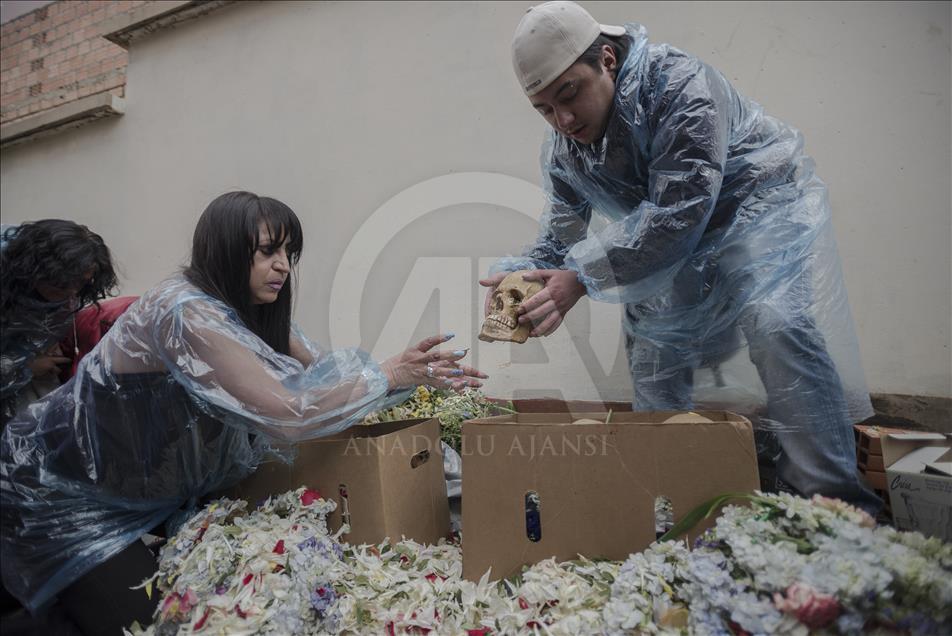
[486,314,517,330]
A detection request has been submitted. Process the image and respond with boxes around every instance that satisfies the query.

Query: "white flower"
[128,488,952,636]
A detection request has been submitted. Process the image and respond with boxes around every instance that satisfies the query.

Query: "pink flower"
[774,582,841,629]
[160,589,198,622]
[300,489,322,506]
[811,495,875,528]
[727,621,751,636]
[193,608,211,631]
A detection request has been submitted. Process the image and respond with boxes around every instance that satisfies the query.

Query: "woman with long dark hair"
[0,220,117,426]
[0,191,484,634]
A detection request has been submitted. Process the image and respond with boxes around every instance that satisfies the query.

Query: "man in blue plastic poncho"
[481,1,881,514]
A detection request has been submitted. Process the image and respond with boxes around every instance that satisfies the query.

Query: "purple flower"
[297,536,345,562]
[330,541,345,560]
[297,536,318,551]
[693,535,723,550]
[310,585,338,617]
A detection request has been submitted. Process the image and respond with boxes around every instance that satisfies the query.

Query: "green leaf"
[658,492,764,542]
[357,607,372,624]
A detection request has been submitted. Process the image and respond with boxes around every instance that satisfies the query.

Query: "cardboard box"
[506,399,633,414]
[852,424,916,521]
[228,418,449,546]
[856,447,885,472]
[883,433,952,541]
[461,410,759,581]
[854,424,913,456]
[858,467,888,491]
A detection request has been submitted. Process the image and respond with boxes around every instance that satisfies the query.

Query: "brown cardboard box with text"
[461,410,759,581]
[229,418,450,547]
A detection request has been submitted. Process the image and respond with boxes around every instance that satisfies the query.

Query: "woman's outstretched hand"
[381,334,488,391]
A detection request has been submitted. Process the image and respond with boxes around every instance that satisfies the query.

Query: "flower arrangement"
[130,489,344,635]
[127,487,616,635]
[603,492,952,635]
[128,490,951,636]
[362,386,512,451]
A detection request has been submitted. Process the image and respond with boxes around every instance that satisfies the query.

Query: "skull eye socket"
[507,290,523,305]
[493,293,503,311]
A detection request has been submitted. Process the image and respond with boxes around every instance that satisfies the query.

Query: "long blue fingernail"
[453,350,467,357]
[444,333,455,340]
[451,369,464,376]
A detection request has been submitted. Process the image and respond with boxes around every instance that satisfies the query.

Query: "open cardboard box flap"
[881,433,950,470]
[881,432,952,541]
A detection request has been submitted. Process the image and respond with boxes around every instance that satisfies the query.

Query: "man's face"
[529,46,617,145]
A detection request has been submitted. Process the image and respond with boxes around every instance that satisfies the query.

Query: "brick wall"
[0,1,152,125]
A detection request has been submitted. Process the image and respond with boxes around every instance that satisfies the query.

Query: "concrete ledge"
[101,0,237,48]
[0,92,125,150]
[864,393,952,434]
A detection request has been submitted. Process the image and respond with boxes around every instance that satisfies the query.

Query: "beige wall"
[1,1,949,399]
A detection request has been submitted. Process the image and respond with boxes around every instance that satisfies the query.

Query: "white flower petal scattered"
[127,490,952,636]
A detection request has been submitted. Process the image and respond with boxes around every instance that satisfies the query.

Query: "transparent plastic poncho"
[1,276,401,611]
[493,24,872,426]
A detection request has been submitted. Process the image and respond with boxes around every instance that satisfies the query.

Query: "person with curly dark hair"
[0,220,117,426]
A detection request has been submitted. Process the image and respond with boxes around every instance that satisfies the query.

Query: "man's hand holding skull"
[478,269,587,341]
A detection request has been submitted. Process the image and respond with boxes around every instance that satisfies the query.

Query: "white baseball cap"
[511,1,625,96]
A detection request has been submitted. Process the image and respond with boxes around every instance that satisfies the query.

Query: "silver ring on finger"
[426,364,435,378]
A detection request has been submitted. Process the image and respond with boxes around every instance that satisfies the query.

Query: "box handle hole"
[655,495,674,539]
[338,484,351,532]
[525,491,541,542]
[410,449,430,468]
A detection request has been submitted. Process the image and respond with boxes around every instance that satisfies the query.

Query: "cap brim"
[600,23,626,37]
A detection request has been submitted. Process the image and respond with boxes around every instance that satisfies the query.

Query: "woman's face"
[35,269,94,305]
[249,222,290,305]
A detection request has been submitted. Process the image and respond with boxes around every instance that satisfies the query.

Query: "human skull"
[479,270,543,343]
